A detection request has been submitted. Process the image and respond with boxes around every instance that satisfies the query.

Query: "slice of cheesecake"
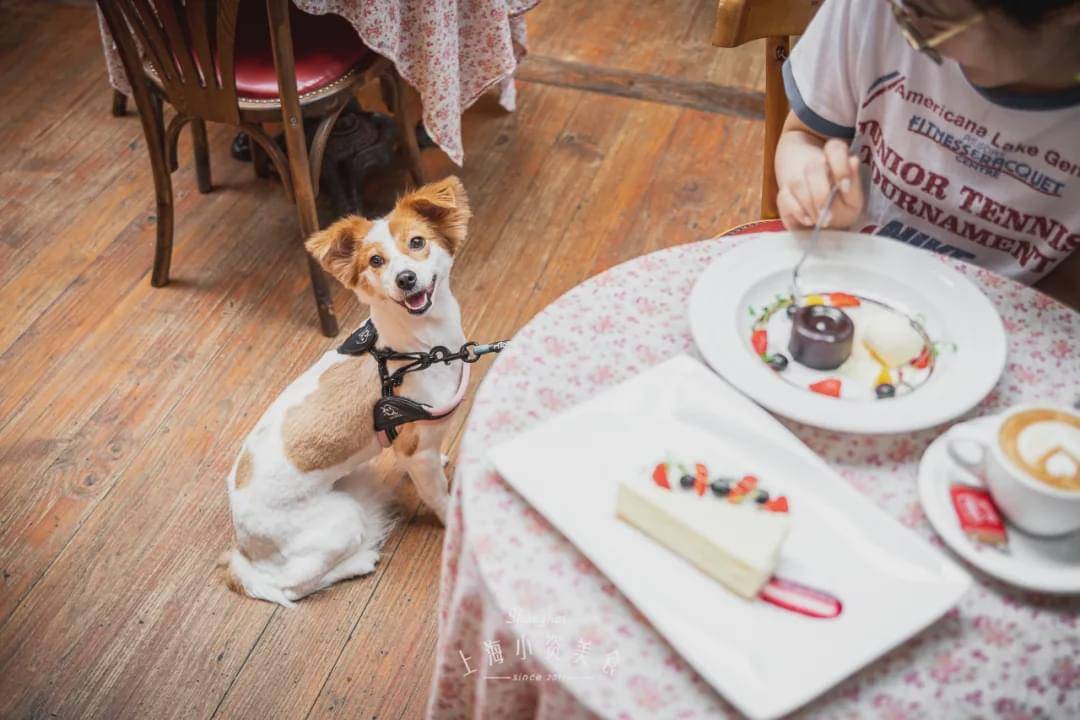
[617,474,790,598]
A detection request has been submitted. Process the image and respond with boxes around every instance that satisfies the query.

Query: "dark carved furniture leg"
[146,92,174,287]
[112,89,127,117]
[266,0,338,337]
[192,118,212,193]
[252,141,271,178]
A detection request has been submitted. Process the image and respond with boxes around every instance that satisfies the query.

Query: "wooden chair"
[712,0,821,219]
[98,0,426,336]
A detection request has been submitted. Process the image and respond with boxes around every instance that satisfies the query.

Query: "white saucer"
[690,232,1007,434]
[918,415,1080,594]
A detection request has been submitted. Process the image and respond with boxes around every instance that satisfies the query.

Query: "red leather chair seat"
[233,1,370,100]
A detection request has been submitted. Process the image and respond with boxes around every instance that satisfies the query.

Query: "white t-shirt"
[784,0,1080,284]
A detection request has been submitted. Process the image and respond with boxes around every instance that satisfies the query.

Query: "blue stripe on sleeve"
[782,60,856,140]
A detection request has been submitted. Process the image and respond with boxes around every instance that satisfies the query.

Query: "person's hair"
[971,0,1079,27]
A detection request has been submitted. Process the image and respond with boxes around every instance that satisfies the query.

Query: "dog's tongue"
[404,289,429,310]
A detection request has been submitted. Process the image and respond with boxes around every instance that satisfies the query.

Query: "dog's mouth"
[399,277,436,315]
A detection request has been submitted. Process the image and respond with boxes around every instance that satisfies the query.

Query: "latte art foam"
[1000,410,1080,492]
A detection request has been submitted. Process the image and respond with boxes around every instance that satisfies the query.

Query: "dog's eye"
[408,236,425,250]
[369,254,384,268]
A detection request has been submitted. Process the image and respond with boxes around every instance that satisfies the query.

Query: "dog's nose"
[395,270,417,291]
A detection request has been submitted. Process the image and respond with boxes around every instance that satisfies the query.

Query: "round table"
[427,235,1080,719]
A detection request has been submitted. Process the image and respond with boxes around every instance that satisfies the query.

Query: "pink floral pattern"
[99,0,537,165]
[428,238,1080,719]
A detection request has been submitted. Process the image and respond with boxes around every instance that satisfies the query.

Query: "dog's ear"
[305,216,367,288]
[400,176,471,253]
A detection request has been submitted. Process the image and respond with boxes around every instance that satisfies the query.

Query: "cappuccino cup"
[947,405,1080,537]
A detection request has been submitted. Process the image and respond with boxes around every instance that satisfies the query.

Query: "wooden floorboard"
[516,55,765,119]
[0,1,766,717]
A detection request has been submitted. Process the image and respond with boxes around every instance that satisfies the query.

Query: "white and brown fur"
[221,177,470,606]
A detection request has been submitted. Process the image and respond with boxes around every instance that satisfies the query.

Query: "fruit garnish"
[735,474,758,494]
[809,378,842,397]
[754,489,770,504]
[652,462,670,489]
[710,480,731,497]
[694,463,708,496]
[764,496,789,512]
[875,366,892,386]
[679,474,695,489]
[828,292,861,308]
[767,353,789,371]
[805,294,825,306]
[911,346,931,369]
[875,383,896,399]
[751,329,768,356]
[728,491,747,504]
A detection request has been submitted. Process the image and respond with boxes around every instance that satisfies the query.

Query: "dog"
[221,176,471,606]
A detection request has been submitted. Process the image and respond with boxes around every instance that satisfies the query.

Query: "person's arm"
[775,111,864,230]
[1035,249,1080,310]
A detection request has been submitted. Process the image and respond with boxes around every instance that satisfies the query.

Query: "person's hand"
[776,139,864,230]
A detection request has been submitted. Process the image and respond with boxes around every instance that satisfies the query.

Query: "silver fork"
[790,183,841,303]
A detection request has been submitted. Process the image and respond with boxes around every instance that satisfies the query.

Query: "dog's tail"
[217,549,296,608]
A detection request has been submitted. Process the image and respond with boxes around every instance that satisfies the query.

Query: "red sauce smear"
[760,576,843,619]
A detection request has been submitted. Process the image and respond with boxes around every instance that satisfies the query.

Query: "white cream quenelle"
[861,308,924,368]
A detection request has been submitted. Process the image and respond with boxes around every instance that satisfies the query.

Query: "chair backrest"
[711,0,821,219]
[712,0,820,47]
[98,0,247,124]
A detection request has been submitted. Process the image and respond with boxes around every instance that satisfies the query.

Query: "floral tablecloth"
[98,0,537,165]
[427,237,1080,719]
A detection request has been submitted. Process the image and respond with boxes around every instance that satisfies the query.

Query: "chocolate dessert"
[788,305,854,370]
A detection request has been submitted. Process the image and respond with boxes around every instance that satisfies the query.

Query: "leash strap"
[337,319,508,445]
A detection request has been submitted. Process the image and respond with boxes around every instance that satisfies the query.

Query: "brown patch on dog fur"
[396,176,471,255]
[395,426,420,457]
[388,214,433,260]
[222,565,244,594]
[282,356,380,472]
[234,448,254,490]
[217,551,245,595]
[305,216,374,288]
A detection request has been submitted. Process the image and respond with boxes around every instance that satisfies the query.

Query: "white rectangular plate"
[488,356,970,720]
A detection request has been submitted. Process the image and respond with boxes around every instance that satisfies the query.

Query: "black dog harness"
[337,319,507,446]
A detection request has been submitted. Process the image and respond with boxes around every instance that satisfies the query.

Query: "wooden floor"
[0,2,765,718]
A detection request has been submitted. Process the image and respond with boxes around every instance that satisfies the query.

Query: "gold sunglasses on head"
[886,0,984,64]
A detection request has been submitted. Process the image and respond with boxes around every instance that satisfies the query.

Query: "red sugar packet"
[949,483,1008,549]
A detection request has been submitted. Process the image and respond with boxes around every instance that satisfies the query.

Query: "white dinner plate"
[689,232,1007,433]
[919,415,1080,594]
[488,356,971,720]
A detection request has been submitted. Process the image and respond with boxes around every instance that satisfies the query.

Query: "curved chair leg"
[112,89,127,117]
[146,92,174,287]
[252,140,271,178]
[389,71,425,186]
[308,102,348,198]
[192,119,212,193]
